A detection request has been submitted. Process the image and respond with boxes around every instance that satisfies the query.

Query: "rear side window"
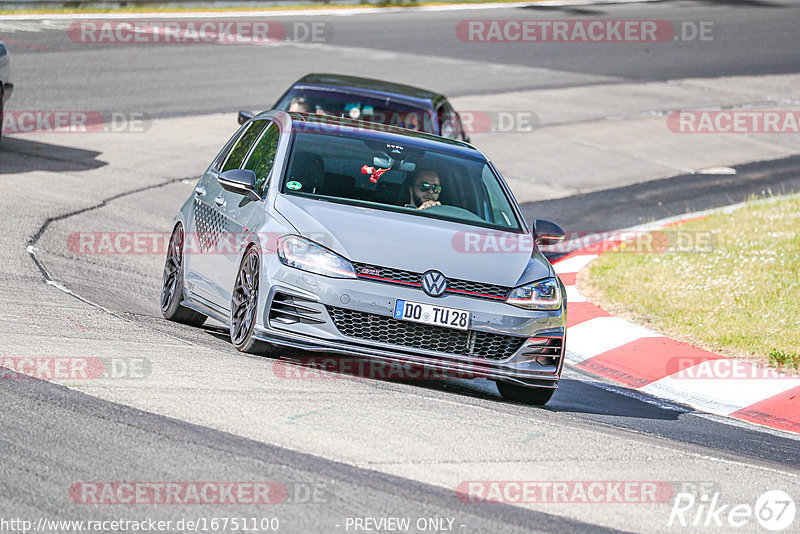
[244,122,281,195]
[437,102,462,139]
[221,120,269,172]
[211,125,247,172]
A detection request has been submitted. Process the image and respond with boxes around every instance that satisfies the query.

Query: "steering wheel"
[422,204,485,223]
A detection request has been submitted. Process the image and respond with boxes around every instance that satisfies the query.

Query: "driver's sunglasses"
[417,182,443,194]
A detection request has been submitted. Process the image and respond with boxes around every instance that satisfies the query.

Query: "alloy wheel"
[231,250,260,347]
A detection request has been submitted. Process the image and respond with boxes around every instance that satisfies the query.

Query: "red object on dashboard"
[361,164,390,183]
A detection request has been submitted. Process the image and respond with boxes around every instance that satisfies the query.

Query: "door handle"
[195,185,206,196]
[214,196,226,207]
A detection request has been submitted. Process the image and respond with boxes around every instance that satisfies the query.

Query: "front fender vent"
[520,337,563,367]
[269,292,325,325]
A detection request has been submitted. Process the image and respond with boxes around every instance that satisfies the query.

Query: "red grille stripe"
[358,274,421,287]
[446,288,505,300]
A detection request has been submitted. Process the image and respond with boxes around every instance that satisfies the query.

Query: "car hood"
[274,195,551,287]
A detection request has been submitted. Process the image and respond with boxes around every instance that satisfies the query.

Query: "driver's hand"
[418,200,441,210]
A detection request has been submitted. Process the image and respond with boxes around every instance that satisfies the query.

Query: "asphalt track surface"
[2,1,800,532]
[3,0,800,118]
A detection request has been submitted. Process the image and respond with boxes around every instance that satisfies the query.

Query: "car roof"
[292,73,445,106]
[267,111,481,158]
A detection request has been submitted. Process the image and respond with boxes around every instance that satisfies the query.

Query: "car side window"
[211,124,248,172]
[243,121,280,195]
[221,120,269,173]
[481,165,516,228]
[437,102,461,140]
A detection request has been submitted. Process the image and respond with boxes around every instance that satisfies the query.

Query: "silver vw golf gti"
[161,111,567,404]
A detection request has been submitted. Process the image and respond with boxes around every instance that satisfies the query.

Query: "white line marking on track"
[697,166,737,175]
[568,137,698,175]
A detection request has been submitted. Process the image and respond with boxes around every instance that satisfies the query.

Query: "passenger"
[403,168,442,210]
[404,113,422,131]
[288,96,312,113]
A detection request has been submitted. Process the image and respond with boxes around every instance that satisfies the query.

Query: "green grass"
[769,349,800,369]
[584,195,800,372]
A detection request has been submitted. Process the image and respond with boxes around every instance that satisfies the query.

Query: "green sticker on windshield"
[287,181,302,191]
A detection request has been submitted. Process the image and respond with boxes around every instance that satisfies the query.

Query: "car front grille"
[351,262,511,301]
[326,306,527,361]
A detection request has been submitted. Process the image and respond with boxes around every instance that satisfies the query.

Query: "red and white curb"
[551,208,800,436]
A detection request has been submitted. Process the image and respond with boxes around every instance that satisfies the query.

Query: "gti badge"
[421,270,447,297]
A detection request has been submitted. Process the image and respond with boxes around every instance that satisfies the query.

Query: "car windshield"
[275,88,436,134]
[281,130,522,232]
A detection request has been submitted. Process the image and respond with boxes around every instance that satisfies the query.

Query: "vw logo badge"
[421,270,447,297]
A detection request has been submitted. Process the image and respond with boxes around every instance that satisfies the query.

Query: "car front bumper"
[253,264,566,388]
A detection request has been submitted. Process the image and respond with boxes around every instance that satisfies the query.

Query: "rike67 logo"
[669,490,795,531]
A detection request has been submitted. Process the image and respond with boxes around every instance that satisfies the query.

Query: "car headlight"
[506,277,562,310]
[277,235,357,279]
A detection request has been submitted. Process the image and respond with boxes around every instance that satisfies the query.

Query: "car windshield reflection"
[281,129,521,232]
[276,88,436,133]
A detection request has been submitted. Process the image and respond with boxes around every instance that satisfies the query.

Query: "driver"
[405,169,442,210]
[288,96,328,116]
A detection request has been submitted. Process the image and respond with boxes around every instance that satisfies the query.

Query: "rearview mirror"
[533,219,565,246]
[238,110,255,125]
[373,156,416,172]
[218,169,260,201]
[373,156,392,168]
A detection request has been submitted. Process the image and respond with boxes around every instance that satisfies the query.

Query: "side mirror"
[533,219,565,246]
[238,110,255,125]
[218,169,260,201]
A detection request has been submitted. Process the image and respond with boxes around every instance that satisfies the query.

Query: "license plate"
[393,299,470,331]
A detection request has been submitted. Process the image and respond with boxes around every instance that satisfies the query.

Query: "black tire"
[0,93,4,144]
[230,247,281,356]
[496,381,556,405]
[160,224,207,326]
